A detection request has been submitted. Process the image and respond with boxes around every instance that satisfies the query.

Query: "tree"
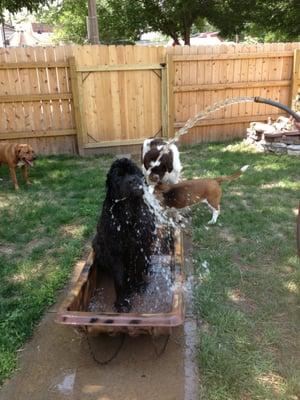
[38,0,143,44]
[249,0,300,41]
[0,0,48,14]
[206,0,300,42]
[38,0,88,44]
[38,0,300,45]
[137,0,211,45]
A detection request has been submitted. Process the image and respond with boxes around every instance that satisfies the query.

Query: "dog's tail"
[215,165,249,184]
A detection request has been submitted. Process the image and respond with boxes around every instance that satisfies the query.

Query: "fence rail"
[0,43,299,154]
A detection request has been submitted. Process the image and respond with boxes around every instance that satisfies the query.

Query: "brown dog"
[0,142,36,190]
[155,165,249,224]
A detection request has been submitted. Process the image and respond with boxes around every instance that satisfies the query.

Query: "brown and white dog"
[156,165,249,224]
[142,138,182,184]
[0,142,36,190]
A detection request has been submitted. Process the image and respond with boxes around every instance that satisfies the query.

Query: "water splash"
[130,255,174,313]
[143,183,177,228]
[88,252,194,314]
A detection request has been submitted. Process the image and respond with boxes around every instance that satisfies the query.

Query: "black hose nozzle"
[254,96,300,122]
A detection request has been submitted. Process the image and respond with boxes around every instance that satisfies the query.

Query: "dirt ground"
[0,235,199,400]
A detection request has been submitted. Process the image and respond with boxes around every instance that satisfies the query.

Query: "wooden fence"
[167,43,300,144]
[0,43,300,154]
[0,46,76,154]
[70,45,166,155]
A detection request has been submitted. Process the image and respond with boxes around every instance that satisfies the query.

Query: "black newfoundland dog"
[92,158,156,312]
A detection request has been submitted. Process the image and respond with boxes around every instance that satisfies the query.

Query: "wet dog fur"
[92,158,156,312]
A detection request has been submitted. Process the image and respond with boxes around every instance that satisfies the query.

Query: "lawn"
[0,141,299,399]
[181,142,300,400]
[0,154,113,384]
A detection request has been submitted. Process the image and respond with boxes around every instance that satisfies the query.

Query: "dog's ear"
[162,152,174,173]
[15,144,22,157]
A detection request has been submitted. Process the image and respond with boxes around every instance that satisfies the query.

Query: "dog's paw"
[114,298,131,313]
[136,281,148,294]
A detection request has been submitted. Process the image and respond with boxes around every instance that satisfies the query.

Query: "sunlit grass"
[181,140,300,400]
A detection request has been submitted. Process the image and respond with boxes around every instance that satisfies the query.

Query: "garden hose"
[253,97,300,122]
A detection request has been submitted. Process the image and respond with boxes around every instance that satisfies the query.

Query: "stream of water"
[175,96,255,140]
[154,96,256,163]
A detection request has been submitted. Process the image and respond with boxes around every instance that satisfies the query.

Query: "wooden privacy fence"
[0,46,77,154]
[0,43,300,154]
[69,45,166,155]
[167,43,300,144]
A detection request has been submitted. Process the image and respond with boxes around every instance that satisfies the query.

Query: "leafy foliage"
[0,0,47,14]
[206,0,300,41]
[37,0,300,44]
[246,0,300,42]
[37,0,87,44]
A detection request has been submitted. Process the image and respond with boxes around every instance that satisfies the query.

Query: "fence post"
[161,63,168,139]
[166,53,175,139]
[69,56,85,156]
[291,49,300,107]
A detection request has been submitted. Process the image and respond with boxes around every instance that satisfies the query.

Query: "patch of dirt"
[230,190,243,197]
[218,227,236,243]
[228,288,257,314]
[0,244,15,256]
[260,182,280,189]
[60,224,85,238]
[257,372,285,396]
[0,199,11,209]
[26,238,50,253]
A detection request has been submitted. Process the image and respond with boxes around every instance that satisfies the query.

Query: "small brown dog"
[0,142,36,190]
[156,165,249,224]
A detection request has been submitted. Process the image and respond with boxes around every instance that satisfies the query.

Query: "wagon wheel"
[297,202,300,257]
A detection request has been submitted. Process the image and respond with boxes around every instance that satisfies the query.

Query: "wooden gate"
[69,46,167,155]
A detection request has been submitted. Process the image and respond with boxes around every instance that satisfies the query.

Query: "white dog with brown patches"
[142,138,182,184]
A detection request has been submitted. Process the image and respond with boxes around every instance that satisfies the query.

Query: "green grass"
[0,154,113,384]
[181,141,300,400]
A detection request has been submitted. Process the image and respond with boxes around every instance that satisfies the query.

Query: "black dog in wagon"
[92,158,156,312]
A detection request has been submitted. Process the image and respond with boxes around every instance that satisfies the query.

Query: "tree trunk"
[171,35,180,46]
[87,0,100,44]
[183,28,190,45]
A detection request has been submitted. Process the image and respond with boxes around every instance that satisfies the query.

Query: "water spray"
[149,96,300,172]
